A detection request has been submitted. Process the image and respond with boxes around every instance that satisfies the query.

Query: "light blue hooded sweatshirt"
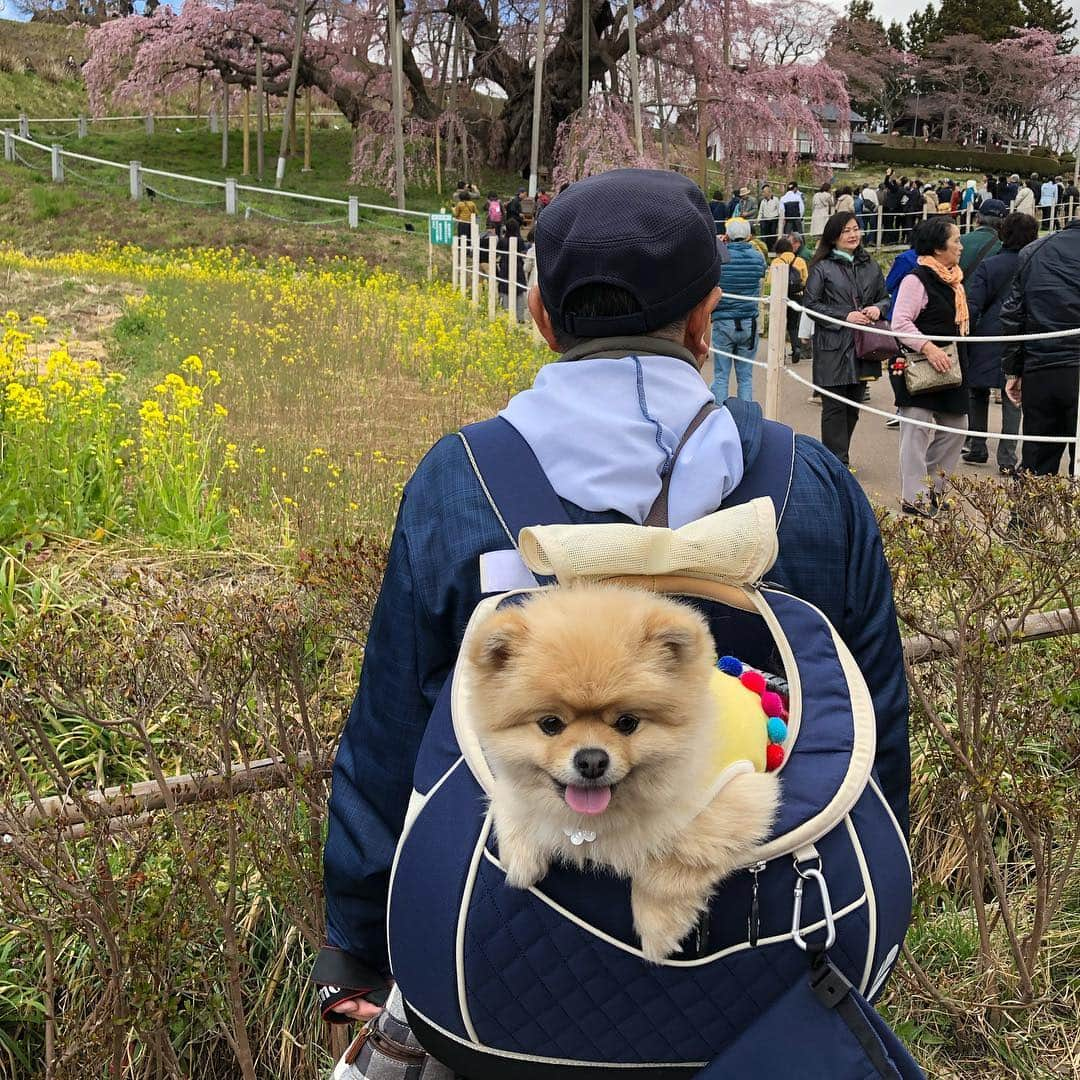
[500,350,744,529]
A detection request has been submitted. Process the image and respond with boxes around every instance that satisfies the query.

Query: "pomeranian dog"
[466,583,780,962]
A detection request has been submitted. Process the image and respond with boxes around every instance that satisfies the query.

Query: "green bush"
[854,141,1063,176]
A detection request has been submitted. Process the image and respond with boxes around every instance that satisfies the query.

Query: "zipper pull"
[748,861,765,947]
[694,909,711,955]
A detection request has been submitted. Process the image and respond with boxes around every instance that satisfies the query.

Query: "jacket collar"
[558,336,699,370]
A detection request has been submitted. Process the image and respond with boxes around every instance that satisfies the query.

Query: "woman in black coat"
[804,212,891,466]
[961,212,1037,473]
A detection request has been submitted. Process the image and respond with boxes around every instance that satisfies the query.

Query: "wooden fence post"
[876,204,884,250]
[225,178,237,215]
[77,115,88,139]
[145,112,155,136]
[764,259,788,421]
[451,234,459,290]
[18,113,28,138]
[129,160,142,201]
[4,130,14,163]
[348,196,358,229]
[50,144,63,183]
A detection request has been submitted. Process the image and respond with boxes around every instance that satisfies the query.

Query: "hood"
[499,352,746,528]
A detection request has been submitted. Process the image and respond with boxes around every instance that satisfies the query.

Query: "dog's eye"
[537,715,565,736]
[614,714,640,735]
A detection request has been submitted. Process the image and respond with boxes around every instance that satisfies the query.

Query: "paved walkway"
[714,349,1049,510]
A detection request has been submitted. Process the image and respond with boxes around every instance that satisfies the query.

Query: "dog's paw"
[502,849,548,891]
[636,926,684,964]
[632,893,696,963]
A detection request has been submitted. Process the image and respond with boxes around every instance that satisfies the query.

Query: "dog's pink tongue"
[564,785,611,815]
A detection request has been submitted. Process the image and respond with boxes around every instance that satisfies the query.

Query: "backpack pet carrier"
[385,417,919,1080]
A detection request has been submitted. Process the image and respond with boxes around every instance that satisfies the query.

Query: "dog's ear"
[470,609,529,673]
[641,607,710,670]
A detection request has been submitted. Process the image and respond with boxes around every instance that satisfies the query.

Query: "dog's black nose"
[573,748,609,780]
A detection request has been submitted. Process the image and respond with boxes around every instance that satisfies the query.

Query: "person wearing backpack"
[485,192,503,231]
[315,169,911,1077]
[958,198,1005,276]
[772,236,807,362]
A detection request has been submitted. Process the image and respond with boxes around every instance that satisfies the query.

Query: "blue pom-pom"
[767,716,788,744]
[717,655,743,676]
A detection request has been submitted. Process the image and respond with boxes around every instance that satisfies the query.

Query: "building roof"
[812,104,866,124]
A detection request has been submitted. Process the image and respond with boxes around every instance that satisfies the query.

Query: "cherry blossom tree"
[551,96,660,188]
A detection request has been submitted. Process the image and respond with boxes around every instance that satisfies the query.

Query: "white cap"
[725,217,752,240]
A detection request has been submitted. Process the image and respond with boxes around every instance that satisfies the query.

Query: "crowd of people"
[704,169,1080,251]
[450,180,549,319]
[705,168,1077,508]
[800,193,1078,512]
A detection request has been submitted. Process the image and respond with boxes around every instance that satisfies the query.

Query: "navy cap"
[978,198,1007,218]
[534,169,722,337]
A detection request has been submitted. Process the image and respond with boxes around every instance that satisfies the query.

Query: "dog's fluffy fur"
[466,583,780,962]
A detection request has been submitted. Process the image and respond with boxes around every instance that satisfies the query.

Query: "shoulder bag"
[902,343,962,395]
[849,278,901,377]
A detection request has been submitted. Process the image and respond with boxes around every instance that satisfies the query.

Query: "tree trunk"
[275,0,306,187]
[389,0,407,208]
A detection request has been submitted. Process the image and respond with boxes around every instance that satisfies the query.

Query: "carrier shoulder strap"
[459,410,796,549]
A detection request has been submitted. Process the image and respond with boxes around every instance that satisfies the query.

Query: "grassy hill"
[0,19,87,117]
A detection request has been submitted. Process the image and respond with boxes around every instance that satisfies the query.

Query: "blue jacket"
[322,398,910,980]
[885,248,918,310]
[713,241,766,322]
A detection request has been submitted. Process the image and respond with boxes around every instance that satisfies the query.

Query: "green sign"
[429,213,454,246]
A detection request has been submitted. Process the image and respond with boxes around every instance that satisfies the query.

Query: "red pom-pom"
[766,744,785,772]
[760,690,784,717]
[740,671,766,694]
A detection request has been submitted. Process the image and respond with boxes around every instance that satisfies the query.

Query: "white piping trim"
[844,814,877,994]
[481,847,866,966]
[458,431,519,551]
[404,1000,708,1068]
[451,594,504,792]
[774,426,796,528]
[387,757,466,973]
[456,812,493,1044]
[753,592,877,864]
[869,775,913,879]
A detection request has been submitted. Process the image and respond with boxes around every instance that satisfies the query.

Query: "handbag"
[850,286,901,377]
[332,987,454,1080]
[902,343,962,395]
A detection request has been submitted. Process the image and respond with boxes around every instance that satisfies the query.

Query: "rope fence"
[5,118,1075,462]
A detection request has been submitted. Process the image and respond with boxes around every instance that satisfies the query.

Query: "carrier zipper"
[693,909,711,956]
[748,861,766,947]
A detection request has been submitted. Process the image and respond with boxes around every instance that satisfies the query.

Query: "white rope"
[241,203,345,226]
[782,367,1075,443]
[63,164,122,188]
[709,344,769,369]
[149,185,221,207]
[787,298,1080,344]
[12,148,47,172]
